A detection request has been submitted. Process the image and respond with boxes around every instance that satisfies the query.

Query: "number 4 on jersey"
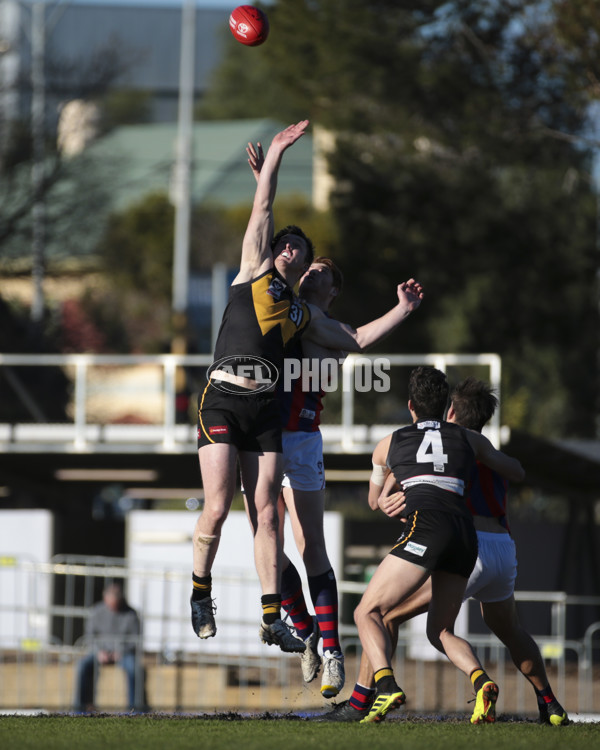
[416,430,448,473]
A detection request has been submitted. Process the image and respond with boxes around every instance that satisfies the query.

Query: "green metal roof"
[89,118,314,210]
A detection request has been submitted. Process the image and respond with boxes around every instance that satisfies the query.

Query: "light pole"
[170,0,196,418]
[30,0,46,325]
[171,0,196,323]
[26,0,69,328]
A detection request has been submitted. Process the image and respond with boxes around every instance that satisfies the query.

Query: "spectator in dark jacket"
[74,582,148,712]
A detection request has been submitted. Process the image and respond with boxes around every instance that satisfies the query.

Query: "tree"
[0,39,145,306]
[87,191,336,353]
[198,0,600,439]
[199,1,442,129]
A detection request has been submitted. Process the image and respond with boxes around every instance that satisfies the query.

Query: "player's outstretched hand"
[271,120,310,151]
[246,141,264,182]
[397,278,424,315]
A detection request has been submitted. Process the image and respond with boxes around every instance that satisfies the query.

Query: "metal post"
[171,0,196,317]
[489,353,502,448]
[162,357,177,450]
[30,1,46,325]
[73,358,88,451]
[341,355,355,451]
[211,262,227,351]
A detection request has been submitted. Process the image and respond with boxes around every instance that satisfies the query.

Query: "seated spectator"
[73,581,149,713]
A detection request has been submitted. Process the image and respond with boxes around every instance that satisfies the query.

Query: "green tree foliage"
[190,196,338,271]
[86,192,175,352]
[199,1,439,128]
[88,192,336,352]
[97,192,175,299]
[198,0,600,439]
[0,41,145,263]
[552,0,600,104]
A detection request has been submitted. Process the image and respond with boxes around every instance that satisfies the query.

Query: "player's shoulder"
[305,302,326,320]
[232,265,274,288]
[389,423,416,446]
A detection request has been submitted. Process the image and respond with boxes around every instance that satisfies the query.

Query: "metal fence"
[1,352,597,717]
[0,556,598,716]
[0,352,502,454]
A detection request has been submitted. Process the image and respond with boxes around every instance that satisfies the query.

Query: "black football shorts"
[389,508,478,578]
[197,382,282,453]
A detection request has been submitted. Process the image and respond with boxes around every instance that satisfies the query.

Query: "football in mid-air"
[229,5,269,47]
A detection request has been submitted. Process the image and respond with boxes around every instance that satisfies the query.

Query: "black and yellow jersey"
[212,267,310,374]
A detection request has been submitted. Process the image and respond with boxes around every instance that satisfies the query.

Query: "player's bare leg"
[283,487,330,575]
[240,451,305,654]
[282,486,344,695]
[191,443,238,638]
[428,570,498,724]
[354,555,428,722]
[357,579,432,688]
[482,596,568,724]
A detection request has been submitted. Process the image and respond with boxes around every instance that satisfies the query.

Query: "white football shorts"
[281,430,325,492]
[463,531,517,603]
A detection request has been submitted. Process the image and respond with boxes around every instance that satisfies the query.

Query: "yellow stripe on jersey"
[251,273,308,345]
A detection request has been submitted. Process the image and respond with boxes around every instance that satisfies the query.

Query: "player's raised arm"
[466,430,525,484]
[304,279,423,351]
[235,120,309,284]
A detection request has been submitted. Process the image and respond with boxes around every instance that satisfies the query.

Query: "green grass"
[0,715,598,750]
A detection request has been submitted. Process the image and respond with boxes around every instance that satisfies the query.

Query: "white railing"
[0,352,502,454]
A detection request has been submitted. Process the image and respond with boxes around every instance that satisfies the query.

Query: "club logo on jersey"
[207,355,279,395]
[266,277,287,301]
[418,421,441,430]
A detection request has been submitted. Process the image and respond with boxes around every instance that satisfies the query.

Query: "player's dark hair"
[450,376,498,432]
[271,225,315,265]
[313,256,344,298]
[408,366,449,420]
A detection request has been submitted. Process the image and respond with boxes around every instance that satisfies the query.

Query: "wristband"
[370,462,387,487]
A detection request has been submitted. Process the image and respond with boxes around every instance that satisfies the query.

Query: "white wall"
[0,509,53,648]
[126,510,344,657]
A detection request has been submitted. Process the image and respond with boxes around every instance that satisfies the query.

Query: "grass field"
[1,714,599,750]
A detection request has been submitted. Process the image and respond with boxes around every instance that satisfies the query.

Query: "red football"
[229,5,269,47]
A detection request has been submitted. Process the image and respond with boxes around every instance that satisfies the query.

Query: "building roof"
[0,1,240,122]
[4,0,229,93]
[87,118,314,209]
